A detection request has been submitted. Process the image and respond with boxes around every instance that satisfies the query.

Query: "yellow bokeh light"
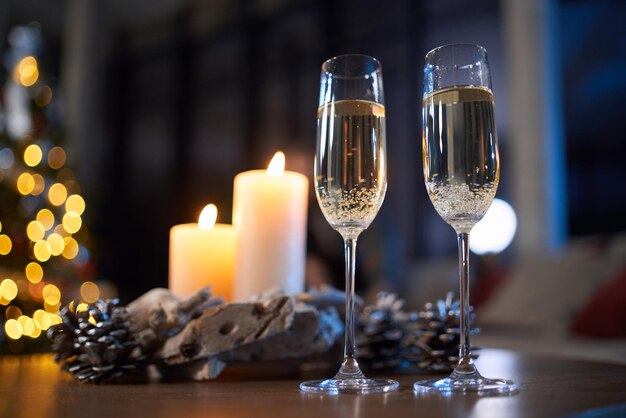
[0,279,18,301]
[47,233,65,256]
[48,183,68,206]
[33,309,46,328]
[65,194,86,215]
[0,221,2,232]
[31,173,45,195]
[0,234,12,255]
[62,212,82,234]
[16,56,39,87]
[24,144,43,167]
[47,147,66,170]
[25,262,44,283]
[88,315,97,326]
[22,317,35,337]
[33,240,52,262]
[5,305,22,320]
[17,172,35,195]
[26,221,46,241]
[43,284,61,305]
[62,237,79,259]
[37,209,55,230]
[44,301,60,313]
[75,302,89,313]
[5,319,22,339]
[29,326,42,338]
[80,282,100,304]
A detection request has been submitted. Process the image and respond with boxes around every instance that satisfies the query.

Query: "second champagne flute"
[299,54,399,394]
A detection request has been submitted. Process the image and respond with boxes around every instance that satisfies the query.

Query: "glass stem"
[337,237,364,379]
[454,232,478,376]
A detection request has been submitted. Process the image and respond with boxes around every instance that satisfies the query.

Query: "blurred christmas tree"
[0,23,104,354]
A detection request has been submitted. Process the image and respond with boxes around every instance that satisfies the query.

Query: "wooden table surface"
[1,349,625,418]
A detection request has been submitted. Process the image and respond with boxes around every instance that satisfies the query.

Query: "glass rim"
[425,43,487,60]
[321,53,382,73]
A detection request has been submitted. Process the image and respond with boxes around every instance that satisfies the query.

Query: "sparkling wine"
[315,99,387,237]
[422,86,499,233]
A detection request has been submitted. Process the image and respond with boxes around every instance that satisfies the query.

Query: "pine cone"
[47,299,148,383]
[407,292,480,372]
[357,292,418,371]
[357,292,480,373]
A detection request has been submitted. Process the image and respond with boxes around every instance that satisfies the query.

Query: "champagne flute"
[414,44,519,394]
[299,54,399,394]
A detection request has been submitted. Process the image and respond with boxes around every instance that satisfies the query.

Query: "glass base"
[414,373,519,395]
[300,377,399,394]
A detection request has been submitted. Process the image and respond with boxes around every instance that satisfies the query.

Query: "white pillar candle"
[233,152,308,300]
[169,204,236,300]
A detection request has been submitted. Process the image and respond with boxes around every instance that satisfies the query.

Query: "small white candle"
[233,152,309,300]
[169,204,236,300]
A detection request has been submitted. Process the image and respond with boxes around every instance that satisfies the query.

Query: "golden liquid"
[422,86,499,233]
[315,100,387,237]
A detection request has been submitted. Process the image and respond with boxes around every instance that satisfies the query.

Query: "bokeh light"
[48,183,68,206]
[28,281,44,301]
[17,172,35,195]
[0,234,12,255]
[23,144,43,167]
[31,173,45,195]
[36,209,55,230]
[47,233,65,256]
[470,199,518,255]
[62,211,82,234]
[15,56,39,87]
[44,301,60,313]
[42,284,61,305]
[33,240,52,262]
[75,302,88,313]
[5,305,22,320]
[21,316,35,337]
[5,319,22,339]
[65,194,85,215]
[80,281,100,303]
[0,148,15,169]
[34,85,53,107]
[26,220,45,241]
[62,237,79,259]
[0,279,18,301]
[25,262,44,283]
[33,309,46,327]
[47,147,66,169]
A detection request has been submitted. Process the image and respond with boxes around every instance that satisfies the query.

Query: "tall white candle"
[233,152,308,300]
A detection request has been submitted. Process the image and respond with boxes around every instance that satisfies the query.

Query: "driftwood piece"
[160,295,294,365]
[221,303,343,362]
[125,288,222,354]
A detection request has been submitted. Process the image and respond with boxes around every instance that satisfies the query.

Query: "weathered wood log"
[221,303,343,362]
[160,295,294,365]
[125,288,222,354]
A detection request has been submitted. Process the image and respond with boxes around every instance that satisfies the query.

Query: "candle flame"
[267,151,285,177]
[198,204,218,230]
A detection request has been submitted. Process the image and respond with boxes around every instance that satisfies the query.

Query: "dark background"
[2,0,625,301]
